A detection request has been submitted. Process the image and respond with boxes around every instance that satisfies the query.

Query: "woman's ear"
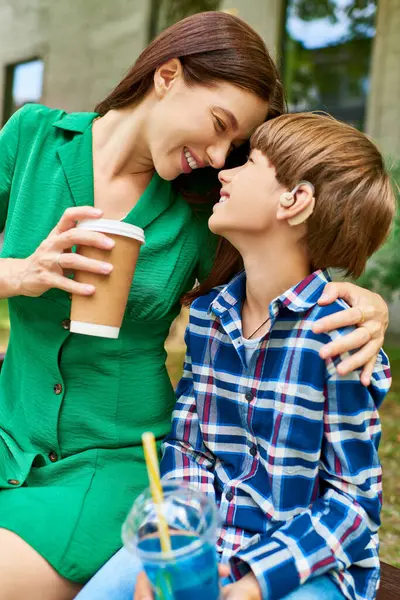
[154,58,183,98]
[276,182,315,226]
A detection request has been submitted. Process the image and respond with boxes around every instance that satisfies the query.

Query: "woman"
[0,12,387,600]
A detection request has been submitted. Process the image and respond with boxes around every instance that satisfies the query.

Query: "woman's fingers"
[58,252,113,275]
[335,340,380,378]
[318,281,360,306]
[361,355,379,387]
[40,272,95,296]
[50,206,103,236]
[134,570,153,600]
[55,228,115,252]
[319,327,372,359]
[313,306,371,334]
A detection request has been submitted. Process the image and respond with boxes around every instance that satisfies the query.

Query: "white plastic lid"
[77,219,145,244]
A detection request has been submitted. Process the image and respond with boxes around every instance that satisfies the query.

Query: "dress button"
[245,391,254,401]
[53,383,63,395]
[250,446,257,457]
[8,479,20,486]
[226,491,234,502]
[62,318,71,330]
[49,451,58,463]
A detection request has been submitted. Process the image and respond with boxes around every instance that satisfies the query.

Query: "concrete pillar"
[220,1,284,57]
[366,0,400,157]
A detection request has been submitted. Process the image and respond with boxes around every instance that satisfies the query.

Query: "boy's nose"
[218,166,241,184]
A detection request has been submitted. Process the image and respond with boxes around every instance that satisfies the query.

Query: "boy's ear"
[277,183,315,226]
[154,58,183,98]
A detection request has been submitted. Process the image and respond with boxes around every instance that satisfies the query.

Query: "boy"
[160,113,395,599]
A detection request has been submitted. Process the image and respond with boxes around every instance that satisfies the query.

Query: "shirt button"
[53,383,63,395]
[48,451,58,462]
[250,446,257,457]
[226,491,234,502]
[245,391,254,401]
[62,318,70,330]
[8,479,20,486]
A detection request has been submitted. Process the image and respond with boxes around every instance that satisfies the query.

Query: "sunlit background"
[0,0,399,569]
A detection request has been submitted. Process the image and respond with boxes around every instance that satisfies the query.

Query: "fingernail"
[320,348,329,359]
[105,239,115,248]
[84,285,95,294]
[312,324,321,333]
[319,293,329,303]
[101,263,113,273]
[92,208,103,215]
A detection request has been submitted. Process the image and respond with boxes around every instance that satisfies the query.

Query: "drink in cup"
[70,219,145,339]
[122,482,220,600]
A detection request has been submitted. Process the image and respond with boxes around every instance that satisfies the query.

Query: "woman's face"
[147,61,269,181]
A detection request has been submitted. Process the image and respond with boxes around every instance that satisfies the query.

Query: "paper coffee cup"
[70,219,145,339]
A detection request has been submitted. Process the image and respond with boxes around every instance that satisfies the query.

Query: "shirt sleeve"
[231,350,390,600]
[0,107,25,232]
[160,325,216,499]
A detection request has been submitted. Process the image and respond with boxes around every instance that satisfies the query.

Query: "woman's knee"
[0,528,81,600]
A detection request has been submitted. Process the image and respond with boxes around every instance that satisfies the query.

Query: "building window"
[281,0,377,130]
[149,0,221,39]
[3,58,44,125]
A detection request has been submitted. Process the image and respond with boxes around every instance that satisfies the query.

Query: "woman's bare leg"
[0,528,82,600]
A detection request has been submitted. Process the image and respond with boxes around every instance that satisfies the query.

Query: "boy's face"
[209,149,285,237]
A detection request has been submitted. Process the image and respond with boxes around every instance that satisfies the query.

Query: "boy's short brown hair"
[251,113,396,278]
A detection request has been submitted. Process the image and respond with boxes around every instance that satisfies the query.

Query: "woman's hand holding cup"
[15,206,115,297]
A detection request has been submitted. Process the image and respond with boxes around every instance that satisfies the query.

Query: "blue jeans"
[76,547,344,600]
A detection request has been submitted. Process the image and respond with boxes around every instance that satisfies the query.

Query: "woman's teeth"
[184,148,199,170]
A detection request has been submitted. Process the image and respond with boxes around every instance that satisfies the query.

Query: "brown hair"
[185,112,396,303]
[96,11,283,118]
[95,11,285,201]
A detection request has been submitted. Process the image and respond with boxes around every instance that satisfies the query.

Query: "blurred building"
[0,0,398,157]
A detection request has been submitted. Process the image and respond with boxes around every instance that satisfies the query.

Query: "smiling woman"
[0,11,286,600]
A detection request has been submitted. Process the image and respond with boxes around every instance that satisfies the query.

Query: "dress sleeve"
[0,107,25,232]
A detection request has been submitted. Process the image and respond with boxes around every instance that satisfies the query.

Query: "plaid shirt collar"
[209,268,332,321]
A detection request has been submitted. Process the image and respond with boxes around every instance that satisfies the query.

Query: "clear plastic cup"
[122,482,220,600]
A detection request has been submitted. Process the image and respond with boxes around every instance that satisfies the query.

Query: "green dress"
[0,104,217,583]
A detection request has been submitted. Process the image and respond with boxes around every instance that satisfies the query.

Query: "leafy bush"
[358,158,400,296]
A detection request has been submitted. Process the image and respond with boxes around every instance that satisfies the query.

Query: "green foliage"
[292,0,376,39]
[358,159,400,295]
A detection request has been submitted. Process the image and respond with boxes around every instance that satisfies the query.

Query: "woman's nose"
[206,145,229,170]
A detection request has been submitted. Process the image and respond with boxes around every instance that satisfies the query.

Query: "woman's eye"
[214,116,227,132]
[246,155,254,164]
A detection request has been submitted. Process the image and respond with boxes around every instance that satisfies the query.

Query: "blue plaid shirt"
[160,270,391,600]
